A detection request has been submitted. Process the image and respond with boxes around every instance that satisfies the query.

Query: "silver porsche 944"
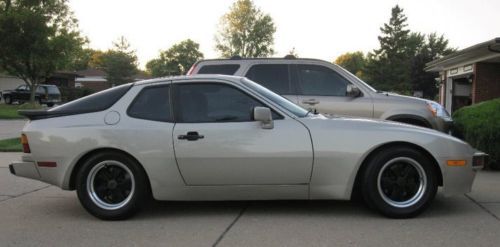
[9,75,486,220]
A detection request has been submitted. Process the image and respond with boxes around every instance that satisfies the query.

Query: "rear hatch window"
[49,83,132,113]
[46,86,60,94]
[197,64,240,75]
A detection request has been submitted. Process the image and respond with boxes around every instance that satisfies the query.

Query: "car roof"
[196,57,328,63]
[133,74,245,86]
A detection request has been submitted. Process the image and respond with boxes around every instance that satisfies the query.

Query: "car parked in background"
[10,75,484,220]
[2,84,61,107]
[188,57,452,133]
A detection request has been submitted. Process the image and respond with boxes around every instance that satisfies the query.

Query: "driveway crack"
[212,203,249,247]
[0,185,51,204]
[465,194,500,221]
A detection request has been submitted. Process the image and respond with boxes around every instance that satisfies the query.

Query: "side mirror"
[253,107,274,129]
[346,84,362,97]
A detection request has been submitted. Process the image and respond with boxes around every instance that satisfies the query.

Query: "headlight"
[426,101,450,118]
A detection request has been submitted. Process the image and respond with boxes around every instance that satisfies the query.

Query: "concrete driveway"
[1,152,499,247]
[0,119,26,139]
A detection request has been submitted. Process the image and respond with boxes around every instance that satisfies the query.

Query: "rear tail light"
[21,134,31,153]
[186,64,196,75]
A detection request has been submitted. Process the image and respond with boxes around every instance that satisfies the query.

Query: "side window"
[245,64,291,94]
[36,87,46,94]
[128,85,172,122]
[174,83,282,123]
[297,65,350,96]
[17,85,26,91]
[197,65,240,75]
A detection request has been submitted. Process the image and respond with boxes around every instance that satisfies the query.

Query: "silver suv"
[188,57,452,132]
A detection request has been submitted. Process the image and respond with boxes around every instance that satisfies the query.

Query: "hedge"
[452,98,500,169]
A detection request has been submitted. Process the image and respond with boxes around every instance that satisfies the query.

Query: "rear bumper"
[9,161,40,180]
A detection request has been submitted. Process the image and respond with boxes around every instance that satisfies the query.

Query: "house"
[425,38,500,113]
[0,74,24,92]
[75,68,109,92]
[75,68,152,92]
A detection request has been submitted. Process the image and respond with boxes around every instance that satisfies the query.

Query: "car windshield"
[241,78,308,117]
[335,66,377,92]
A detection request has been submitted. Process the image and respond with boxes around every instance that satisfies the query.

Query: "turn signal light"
[447,160,466,166]
[20,134,31,153]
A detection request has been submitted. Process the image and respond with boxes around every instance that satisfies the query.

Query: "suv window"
[49,83,132,113]
[197,65,240,75]
[128,85,172,122]
[245,64,291,94]
[297,65,350,96]
[45,85,60,94]
[174,83,281,123]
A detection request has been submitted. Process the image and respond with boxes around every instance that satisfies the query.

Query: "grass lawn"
[0,104,24,119]
[0,138,22,152]
[0,103,43,119]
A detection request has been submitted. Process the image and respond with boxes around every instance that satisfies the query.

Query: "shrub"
[452,98,500,169]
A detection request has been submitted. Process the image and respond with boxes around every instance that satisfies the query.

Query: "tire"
[76,151,150,220]
[361,146,438,218]
[4,95,12,104]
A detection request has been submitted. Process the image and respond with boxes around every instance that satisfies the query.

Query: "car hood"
[375,91,433,105]
[300,114,466,145]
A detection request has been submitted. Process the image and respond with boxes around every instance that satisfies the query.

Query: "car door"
[14,85,29,101]
[295,64,373,118]
[172,80,313,186]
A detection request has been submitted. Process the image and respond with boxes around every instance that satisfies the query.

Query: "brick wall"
[474,62,500,103]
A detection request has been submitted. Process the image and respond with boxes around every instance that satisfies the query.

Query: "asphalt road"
[0,120,26,139]
[1,152,499,247]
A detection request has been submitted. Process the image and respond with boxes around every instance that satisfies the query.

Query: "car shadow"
[133,193,464,221]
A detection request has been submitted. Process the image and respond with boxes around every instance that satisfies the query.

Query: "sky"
[69,0,500,69]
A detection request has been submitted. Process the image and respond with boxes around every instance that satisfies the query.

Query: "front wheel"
[76,152,150,220]
[361,147,438,218]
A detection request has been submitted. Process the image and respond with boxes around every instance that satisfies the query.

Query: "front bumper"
[442,151,486,196]
[9,161,40,180]
[432,117,453,133]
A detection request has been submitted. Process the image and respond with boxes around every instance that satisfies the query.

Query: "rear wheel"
[76,151,150,220]
[4,95,12,104]
[361,147,438,218]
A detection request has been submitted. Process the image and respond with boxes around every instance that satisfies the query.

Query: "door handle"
[178,131,204,141]
[302,99,319,105]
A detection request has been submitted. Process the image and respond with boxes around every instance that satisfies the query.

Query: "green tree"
[66,48,105,71]
[335,51,366,77]
[364,5,412,93]
[0,0,86,103]
[146,39,204,77]
[99,36,138,85]
[215,0,276,58]
[410,33,455,99]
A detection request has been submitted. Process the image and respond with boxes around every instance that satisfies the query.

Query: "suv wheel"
[4,95,12,104]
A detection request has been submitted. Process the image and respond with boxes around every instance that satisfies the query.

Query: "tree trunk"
[28,80,38,104]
